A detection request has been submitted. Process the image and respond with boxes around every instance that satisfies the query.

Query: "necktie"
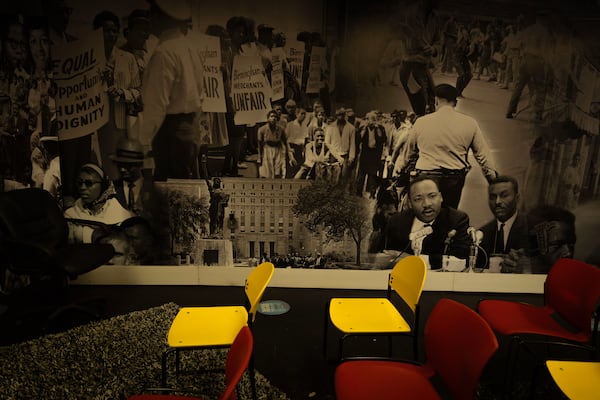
[495,223,505,254]
[128,182,135,211]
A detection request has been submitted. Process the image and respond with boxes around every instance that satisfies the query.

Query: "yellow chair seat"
[323,256,427,360]
[168,306,248,348]
[546,360,600,400]
[330,298,411,333]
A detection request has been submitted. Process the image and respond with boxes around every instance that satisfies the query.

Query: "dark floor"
[1,284,589,399]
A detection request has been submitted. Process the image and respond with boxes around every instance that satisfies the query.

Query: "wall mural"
[1,0,599,280]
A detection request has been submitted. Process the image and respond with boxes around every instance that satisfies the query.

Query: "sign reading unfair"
[51,29,108,141]
[231,55,272,125]
[193,33,226,113]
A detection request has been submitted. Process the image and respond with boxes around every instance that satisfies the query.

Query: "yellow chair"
[323,255,427,360]
[161,262,275,399]
[546,360,600,400]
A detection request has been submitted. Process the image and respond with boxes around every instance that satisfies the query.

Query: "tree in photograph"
[293,180,371,266]
[164,189,210,256]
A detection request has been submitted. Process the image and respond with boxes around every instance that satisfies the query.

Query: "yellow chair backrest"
[245,262,275,322]
[389,256,427,313]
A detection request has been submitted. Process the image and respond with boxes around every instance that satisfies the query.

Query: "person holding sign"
[93,10,142,181]
[258,109,295,179]
[132,0,204,181]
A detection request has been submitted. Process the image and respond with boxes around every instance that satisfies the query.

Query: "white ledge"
[72,266,546,294]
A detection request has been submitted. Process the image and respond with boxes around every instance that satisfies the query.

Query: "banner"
[306,46,327,94]
[52,29,108,141]
[192,33,226,113]
[287,40,305,87]
[231,55,272,125]
[271,47,285,101]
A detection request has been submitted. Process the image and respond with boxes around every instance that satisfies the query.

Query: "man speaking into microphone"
[384,175,471,268]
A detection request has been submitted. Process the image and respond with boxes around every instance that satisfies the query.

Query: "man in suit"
[110,137,154,218]
[501,205,576,274]
[478,175,538,270]
[384,175,470,269]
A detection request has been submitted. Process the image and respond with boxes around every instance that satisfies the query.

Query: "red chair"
[477,258,600,397]
[335,298,499,400]
[128,326,253,400]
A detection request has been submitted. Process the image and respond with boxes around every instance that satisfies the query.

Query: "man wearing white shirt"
[386,109,411,178]
[131,0,204,181]
[324,107,356,181]
[396,84,497,208]
[285,107,309,177]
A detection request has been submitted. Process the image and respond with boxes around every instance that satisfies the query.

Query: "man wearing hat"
[111,137,153,216]
[131,0,204,181]
[284,99,297,122]
[121,9,152,85]
[395,83,498,209]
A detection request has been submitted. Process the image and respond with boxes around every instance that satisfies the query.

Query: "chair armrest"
[518,337,597,359]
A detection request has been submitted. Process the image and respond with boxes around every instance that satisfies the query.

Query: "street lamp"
[228,211,238,262]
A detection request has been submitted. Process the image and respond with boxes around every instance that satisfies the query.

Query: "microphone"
[409,225,433,256]
[467,227,484,271]
[467,227,476,243]
[443,229,457,255]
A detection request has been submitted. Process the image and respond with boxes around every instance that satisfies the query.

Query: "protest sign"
[231,55,272,125]
[306,46,327,94]
[192,33,226,113]
[287,40,305,87]
[51,29,108,141]
[271,47,286,102]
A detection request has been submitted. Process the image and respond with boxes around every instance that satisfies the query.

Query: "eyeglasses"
[77,179,102,187]
[411,192,440,204]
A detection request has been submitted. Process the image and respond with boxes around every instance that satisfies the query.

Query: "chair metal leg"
[529,360,545,400]
[412,333,418,361]
[502,336,521,400]
[323,301,330,359]
[248,352,257,400]
[338,335,346,361]
[161,348,175,387]
[413,305,421,361]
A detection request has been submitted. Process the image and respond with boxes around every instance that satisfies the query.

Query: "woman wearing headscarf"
[64,163,133,243]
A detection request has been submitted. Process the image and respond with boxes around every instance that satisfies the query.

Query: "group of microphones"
[408,226,485,271]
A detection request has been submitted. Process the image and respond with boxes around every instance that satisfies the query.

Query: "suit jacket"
[478,212,540,268]
[112,173,157,220]
[384,207,471,263]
